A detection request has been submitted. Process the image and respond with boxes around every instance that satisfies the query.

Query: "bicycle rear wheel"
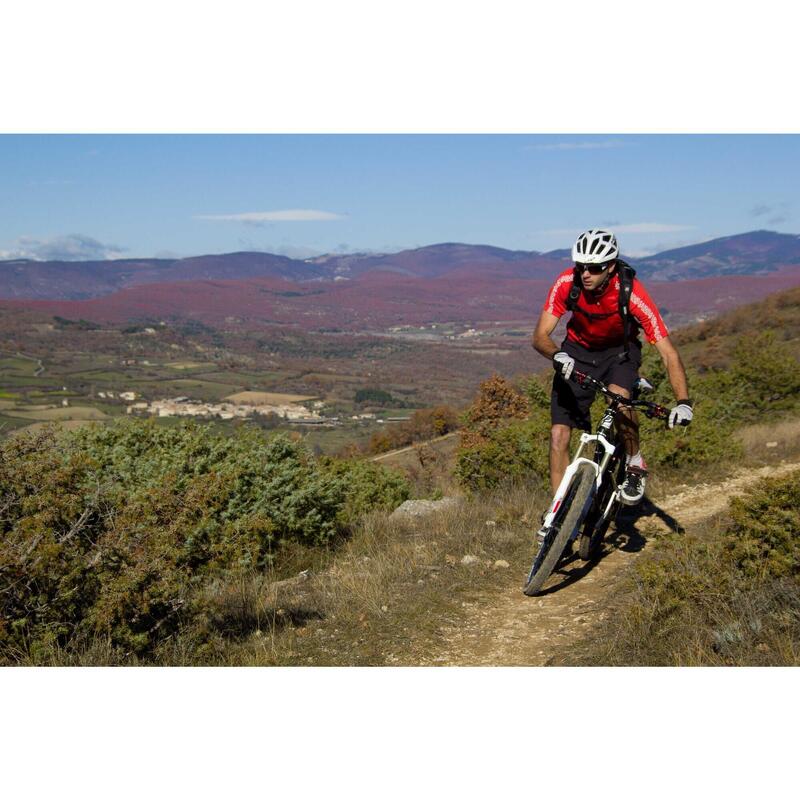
[523,462,596,596]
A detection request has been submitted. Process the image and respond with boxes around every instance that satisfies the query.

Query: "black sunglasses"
[576,261,614,275]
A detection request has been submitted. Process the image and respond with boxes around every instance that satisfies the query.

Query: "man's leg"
[609,382,647,504]
[608,384,639,457]
[549,423,572,494]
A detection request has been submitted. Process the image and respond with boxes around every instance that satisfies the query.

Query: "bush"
[355,388,398,406]
[365,405,460,455]
[456,418,550,493]
[725,470,800,580]
[0,419,410,661]
[637,332,800,470]
[456,375,546,492]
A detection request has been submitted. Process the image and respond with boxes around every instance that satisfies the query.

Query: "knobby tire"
[523,462,596,596]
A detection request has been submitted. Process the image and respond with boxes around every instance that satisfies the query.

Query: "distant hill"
[0,252,323,300]
[1,231,799,331]
[636,230,800,279]
[2,231,799,301]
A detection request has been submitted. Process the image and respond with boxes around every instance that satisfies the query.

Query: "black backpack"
[565,259,637,359]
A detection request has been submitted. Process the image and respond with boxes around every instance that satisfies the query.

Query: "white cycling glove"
[669,401,693,429]
[553,351,575,381]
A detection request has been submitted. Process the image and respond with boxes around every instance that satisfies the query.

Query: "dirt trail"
[411,460,800,666]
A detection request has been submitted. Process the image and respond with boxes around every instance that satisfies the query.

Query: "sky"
[0,134,798,261]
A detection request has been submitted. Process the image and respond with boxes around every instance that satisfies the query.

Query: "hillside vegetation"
[2,286,799,666]
[0,421,408,663]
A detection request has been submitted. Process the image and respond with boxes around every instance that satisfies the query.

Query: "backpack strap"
[616,259,636,359]
[566,273,582,313]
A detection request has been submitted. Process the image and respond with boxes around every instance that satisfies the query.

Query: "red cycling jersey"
[543,267,669,349]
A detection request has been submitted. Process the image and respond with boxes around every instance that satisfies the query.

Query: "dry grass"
[2,405,108,421]
[736,417,800,461]
[165,361,212,370]
[225,391,317,405]
[236,481,552,666]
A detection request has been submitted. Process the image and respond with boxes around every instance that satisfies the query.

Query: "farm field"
[1,405,109,421]
[225,390,317,405]
[0,305,547,445]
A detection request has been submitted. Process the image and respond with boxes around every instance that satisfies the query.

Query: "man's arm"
[532,309,561,360]
[653,336,690,401]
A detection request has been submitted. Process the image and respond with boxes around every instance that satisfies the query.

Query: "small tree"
[460,374,529,448]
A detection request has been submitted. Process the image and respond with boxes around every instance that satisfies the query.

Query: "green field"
[65,370,132,382]
[196,370,286,385]
[0,414,38,433]
[0,356,39,375]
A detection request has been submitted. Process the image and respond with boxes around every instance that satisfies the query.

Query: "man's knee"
[550,424,571,452]
[608,383,630,399]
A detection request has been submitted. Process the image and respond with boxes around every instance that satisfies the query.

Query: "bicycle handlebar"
[572,369,670,421]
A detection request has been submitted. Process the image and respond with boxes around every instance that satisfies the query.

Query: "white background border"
[1,1,797,797]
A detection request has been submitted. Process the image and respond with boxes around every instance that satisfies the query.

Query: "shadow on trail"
[533,496,683,597]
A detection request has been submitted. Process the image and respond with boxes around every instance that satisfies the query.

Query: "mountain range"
[1,230,799,331]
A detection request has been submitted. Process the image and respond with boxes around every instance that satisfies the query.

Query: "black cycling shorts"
[550,339,642,431]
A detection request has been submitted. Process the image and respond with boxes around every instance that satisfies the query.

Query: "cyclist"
[532,229,693,505]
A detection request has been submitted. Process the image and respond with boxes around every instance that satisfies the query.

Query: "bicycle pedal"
[536,525,556,545]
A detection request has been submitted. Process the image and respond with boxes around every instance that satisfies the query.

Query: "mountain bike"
[522,370,670,596]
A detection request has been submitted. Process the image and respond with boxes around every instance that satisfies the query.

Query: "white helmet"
[572,229,619,264]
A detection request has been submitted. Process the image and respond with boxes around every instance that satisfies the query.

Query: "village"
[126,390,329,424]
[123,390,403,427]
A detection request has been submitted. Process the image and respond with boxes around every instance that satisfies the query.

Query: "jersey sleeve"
[543,270,574,318]
[629,279,669,343]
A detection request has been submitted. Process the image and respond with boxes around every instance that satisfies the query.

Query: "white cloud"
[0,234,126,261]
[524,140,627,152]
[196,209,346,223]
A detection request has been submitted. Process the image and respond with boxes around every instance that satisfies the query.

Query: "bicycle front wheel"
[579,453,624,561]
[523,462,596,596]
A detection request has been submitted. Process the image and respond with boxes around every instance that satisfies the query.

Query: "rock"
[270,569,312,593]
[493,559,510,569]
[766,441,779,448]
[390,497,462,519]
[461,554,480,565]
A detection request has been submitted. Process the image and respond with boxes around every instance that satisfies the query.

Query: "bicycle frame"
[524,370,670,594]
[539,404,618,540]
[539,371,668,543]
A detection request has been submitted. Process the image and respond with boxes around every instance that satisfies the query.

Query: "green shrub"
[319,458,411,524]
[0,419,410,661]
[725,470,800,580]
[456,418,550,493]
